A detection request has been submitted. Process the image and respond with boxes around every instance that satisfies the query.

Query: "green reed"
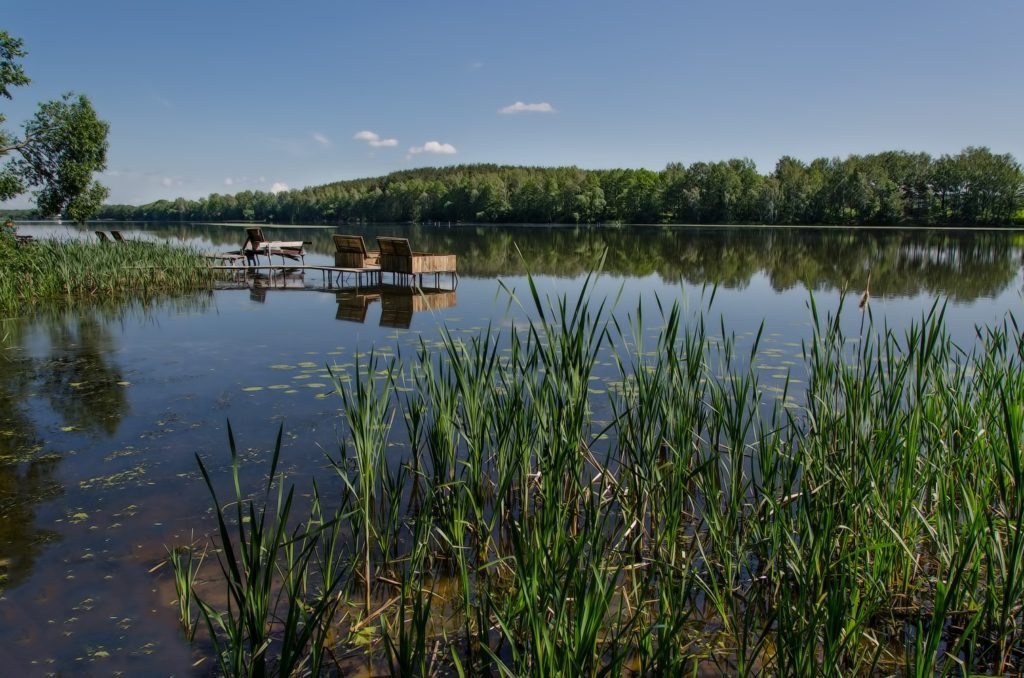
[192,425,349,676]
[172,275,1024,675]
[166,535,206,641]
[0,236,215,314]
[331,352,396,617]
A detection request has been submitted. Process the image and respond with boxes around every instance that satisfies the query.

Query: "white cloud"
[270,182,289,194]
[312,132,331,147]
[498,101,556,114]
[408,141,457,156]
[469,61,483,71]
[353,130,398,147]
[161,177,174,187]
[224,177,234,186]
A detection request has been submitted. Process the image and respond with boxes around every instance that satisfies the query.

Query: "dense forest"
[94,147,1023,226]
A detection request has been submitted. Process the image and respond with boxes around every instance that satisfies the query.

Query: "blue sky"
[4,0,1022,206]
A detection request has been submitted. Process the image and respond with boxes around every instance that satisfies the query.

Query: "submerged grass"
[0,236,215,315]
[174,274,1024,675]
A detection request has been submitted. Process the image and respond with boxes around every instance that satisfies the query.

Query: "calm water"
[1,222,1022,672]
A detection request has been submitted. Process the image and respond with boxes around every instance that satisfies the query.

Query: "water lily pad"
[351,626,377,646]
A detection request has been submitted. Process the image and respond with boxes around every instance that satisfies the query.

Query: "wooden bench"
[333,234,380,269]
[244,227,306,265]
[376,237,457,285]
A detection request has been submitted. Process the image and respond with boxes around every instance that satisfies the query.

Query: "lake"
[1,222,1022,673]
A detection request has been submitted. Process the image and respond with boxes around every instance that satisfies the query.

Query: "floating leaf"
[241,386,264,392]
[351,626,377,647]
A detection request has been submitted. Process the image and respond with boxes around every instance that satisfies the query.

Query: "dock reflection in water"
[245,270,309,303]
[336,285,458,328]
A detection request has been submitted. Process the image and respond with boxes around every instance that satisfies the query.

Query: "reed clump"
[0,235,215,314]
[176,275,1024,675]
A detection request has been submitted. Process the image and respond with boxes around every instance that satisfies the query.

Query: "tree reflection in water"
[88,222,1023,303]
[0,294,211,591]
[0,337,61,591]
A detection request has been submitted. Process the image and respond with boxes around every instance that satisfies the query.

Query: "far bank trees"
[103,148,1023,227]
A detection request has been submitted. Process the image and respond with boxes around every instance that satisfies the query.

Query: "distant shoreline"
[9,218,1024,233]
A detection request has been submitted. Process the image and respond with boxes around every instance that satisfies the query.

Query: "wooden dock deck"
[208,263,458,290]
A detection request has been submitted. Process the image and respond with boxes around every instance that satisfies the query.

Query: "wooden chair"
[333,234,380,269]
[95,231,111,243]
[243,227,305,265]
[110,230,126,242]
[376,237,457,285]
[242,228,266,264]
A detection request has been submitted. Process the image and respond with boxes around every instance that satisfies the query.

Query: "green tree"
[0,31,109,222]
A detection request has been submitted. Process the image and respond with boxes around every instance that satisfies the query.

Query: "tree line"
[96,147,1023,226]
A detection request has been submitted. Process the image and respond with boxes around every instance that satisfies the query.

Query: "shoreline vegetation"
[0,232,214,315]
[88,147,1022,227]
[171,276,1024,675]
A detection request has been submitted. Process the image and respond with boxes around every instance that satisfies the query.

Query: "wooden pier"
[208,263,458,290]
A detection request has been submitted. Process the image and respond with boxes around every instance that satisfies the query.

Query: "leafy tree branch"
[0,30,109,222]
